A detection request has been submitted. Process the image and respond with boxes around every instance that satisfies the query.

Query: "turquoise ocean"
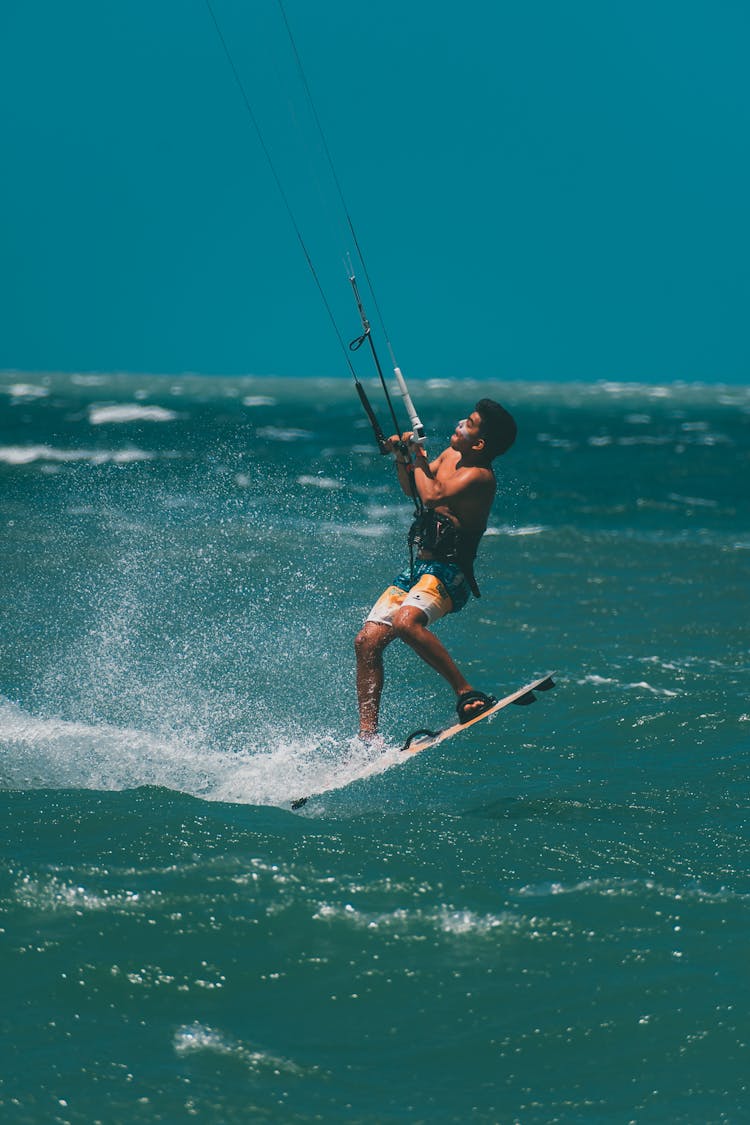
[1,372,748,1123]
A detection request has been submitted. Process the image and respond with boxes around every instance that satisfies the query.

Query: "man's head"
[474,399,517,459]
[452,399,517,461]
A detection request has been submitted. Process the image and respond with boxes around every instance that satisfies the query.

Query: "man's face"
[451,411,483,450]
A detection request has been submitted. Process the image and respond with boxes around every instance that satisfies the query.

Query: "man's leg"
[391,605,486,715]
[354,621,395,736]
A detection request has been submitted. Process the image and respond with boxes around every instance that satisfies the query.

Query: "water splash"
[0,695,403,808]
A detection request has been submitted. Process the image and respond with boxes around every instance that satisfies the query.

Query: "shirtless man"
[355,398,517,737]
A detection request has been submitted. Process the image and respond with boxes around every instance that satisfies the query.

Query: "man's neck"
[456,450,492,470]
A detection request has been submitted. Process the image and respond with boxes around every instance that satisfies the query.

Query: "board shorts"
[365,560,470,627]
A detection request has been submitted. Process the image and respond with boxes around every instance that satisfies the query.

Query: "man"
[355,398,517,737]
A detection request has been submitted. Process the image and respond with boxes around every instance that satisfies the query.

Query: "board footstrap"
[399,728,440,752]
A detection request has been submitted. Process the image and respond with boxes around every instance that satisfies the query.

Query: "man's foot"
[351,731,385,757]
[456,690,497,723]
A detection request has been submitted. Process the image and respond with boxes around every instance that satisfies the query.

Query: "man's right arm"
[391,442,416,499]
[386,433,426,498]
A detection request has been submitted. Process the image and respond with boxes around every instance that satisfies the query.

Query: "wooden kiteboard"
[291,674,555,809]
[399,673,556,755]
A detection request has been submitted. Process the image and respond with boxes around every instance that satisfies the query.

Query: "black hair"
[475,399,517,459]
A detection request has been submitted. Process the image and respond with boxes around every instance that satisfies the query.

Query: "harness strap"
[407,508,482,598]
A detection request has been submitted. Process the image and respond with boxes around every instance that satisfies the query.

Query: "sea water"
[1,373,748,1123]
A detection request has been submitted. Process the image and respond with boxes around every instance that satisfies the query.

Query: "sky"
[1,0,748,383]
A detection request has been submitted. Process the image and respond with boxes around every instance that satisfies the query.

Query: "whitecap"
[437,907,521,935]
[174,1023,232,1055]
[617,435,673,446]
[15,872,155,914]
[596,382,673,399]
[536,433,576,449]
[516,877,749,904]
[667,493,718,508]
[88,404,179,424]
[625,681,679,698]
[70,374,110,386]
[0,445,154,465]
[314,901,528,938]
[2,383,49,398]
[174,1023,308,1075]
[344,523,390,538]
[256,426,314,442]
[296,475,344,490]
[485,524,545,537]
[242,395,278,407]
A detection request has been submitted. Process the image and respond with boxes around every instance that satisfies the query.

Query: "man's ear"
[472,436,486,453]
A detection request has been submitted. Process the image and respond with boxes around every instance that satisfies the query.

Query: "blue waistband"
[392,560,470,612]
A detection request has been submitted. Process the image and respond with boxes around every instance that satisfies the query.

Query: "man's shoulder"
[459,458,495,488]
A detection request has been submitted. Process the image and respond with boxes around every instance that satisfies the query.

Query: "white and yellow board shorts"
[366,561,470,628]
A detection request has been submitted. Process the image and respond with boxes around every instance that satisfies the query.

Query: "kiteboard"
[290,673,555,809]
[398,673,556,756]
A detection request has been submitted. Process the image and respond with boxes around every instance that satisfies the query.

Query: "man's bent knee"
[355,621,392,658]
[391,605,429,639]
